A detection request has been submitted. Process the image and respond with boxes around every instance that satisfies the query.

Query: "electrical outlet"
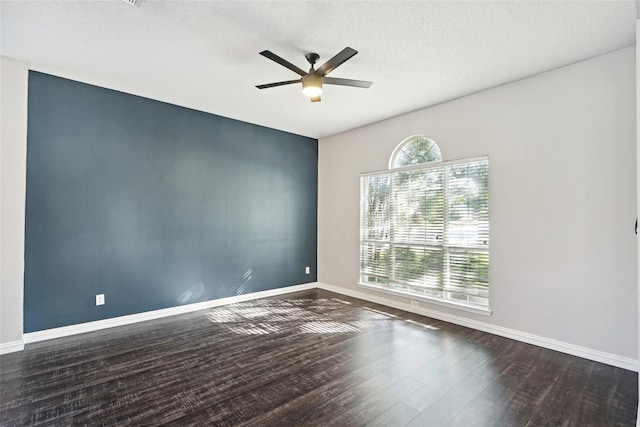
[96,294,105,306]
[305,266,310,274]
[410,300,419,307]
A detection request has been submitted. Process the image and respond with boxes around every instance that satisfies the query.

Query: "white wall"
[0,56,28,352]
[319,47,637,361]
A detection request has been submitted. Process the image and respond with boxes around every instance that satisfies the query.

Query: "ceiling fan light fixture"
[302,74,323,97]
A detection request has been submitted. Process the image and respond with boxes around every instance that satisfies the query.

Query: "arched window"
[390,135,442,169]
[360,136,490,314]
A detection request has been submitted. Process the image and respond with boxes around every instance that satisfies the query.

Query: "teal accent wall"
[24,71,317,332]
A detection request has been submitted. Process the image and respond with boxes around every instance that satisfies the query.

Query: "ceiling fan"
[256,47,373,102]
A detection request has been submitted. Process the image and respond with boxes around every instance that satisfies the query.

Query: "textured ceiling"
[1,1,636,139]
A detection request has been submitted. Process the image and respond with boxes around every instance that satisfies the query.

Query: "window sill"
[358,282,492,316]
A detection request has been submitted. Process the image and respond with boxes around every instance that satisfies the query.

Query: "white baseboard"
[11,280,639,372]
[0,340,25,355]
[23,282,317,344]
[317,282,639,372]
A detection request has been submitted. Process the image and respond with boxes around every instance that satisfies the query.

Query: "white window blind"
[360,157,489,309]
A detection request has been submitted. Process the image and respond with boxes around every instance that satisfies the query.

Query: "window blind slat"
[360,174,390,242]
[392,169,444,244]
[360,242,390,277]
[391,245,443,288]
[446,160,489,249]
[447,250,489,294]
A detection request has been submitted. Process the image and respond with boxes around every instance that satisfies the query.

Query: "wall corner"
[0,56,28,348]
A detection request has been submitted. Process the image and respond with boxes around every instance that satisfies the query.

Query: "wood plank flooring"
[0,289,637,426]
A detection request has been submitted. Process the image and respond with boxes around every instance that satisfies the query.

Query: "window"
[390,135,442,167]
[360,136,490,313]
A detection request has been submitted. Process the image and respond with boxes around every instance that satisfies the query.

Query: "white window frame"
[360,154,491,316]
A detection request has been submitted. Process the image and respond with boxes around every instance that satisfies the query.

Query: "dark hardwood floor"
[1,289,637,426]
